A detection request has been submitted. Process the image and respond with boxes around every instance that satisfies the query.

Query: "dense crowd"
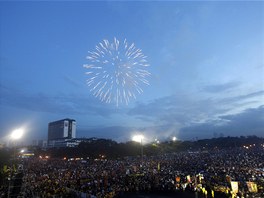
[12,147,264,197]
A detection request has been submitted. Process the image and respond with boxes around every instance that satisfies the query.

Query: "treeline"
[36,135,264,159]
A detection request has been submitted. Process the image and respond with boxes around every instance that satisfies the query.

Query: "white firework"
[83,38,150,106]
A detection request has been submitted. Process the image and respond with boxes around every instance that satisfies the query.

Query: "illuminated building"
[47,118,77,147]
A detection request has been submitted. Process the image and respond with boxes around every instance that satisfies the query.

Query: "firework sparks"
[84,38,150,106]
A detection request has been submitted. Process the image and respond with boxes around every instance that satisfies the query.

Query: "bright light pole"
[10,128,24,141]
[8,128,24,198]
[132,135,144,164]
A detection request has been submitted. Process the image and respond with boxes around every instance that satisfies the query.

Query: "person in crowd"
[18,147,263,198]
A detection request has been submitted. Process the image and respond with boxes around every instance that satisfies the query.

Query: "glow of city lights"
[154,138,160,144]
[132,135,144,143]
[10,128,24,140]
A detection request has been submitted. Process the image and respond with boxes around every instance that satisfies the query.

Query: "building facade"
[32,139,47,148]
[48,118,76,147]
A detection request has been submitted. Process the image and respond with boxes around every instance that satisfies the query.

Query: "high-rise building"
[48,118,76,147]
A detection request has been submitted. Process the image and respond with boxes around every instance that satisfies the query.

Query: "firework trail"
[83,38,151,106]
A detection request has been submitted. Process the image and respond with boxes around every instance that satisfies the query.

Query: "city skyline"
[0,1,263,144]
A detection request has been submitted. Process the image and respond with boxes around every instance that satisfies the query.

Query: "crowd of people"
[11,146,264,198]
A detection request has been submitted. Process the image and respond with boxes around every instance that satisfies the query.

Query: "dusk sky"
[0,1,263,144]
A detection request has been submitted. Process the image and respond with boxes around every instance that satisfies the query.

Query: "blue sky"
[0,1,263,144]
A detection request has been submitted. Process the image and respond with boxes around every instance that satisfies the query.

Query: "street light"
[10,128,24,141]
[132,135,144,164]
[8,128,24,198]
[172,136,177,142]
[132,135,144,143]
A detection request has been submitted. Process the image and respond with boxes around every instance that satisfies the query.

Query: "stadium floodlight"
[132,135,144,143]
[8,127,24,198]
[132,134,144,164]
[10,128,24,140]
[172,136,177,141]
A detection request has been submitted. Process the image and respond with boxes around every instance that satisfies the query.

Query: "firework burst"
[83,38,150,106]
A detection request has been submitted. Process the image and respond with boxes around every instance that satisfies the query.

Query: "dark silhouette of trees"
[29,136,264,159]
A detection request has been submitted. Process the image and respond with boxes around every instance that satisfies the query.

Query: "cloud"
[180,105,264,139]
[128,90,264,139]
[129,90,264,124]
[220,90,264,104]
[128,94,229,125]
[0,84,121,117]
[220,105,264,129]
[1,82,263,141]
[201,81,240,93]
